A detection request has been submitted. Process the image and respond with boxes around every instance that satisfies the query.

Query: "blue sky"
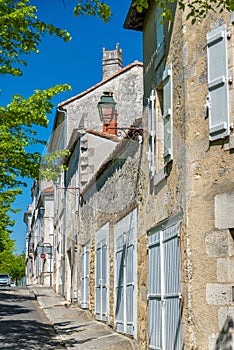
[1,0,142,254]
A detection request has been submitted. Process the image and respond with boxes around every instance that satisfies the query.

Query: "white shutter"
[148,222,182,350]
[148,90,155,176]
[95,224,109,322]
[114,209,137,338]
[163,64,173,163]
[156,6,164,53]
[206,24,229,141]
[81,243,89,308]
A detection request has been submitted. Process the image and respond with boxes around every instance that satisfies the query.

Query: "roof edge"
[58,60,143,107]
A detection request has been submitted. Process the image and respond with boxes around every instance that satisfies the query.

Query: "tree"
[0,0,232,273]
[0,251,26,284]
[0,0,72,271]
[74,0,234,23]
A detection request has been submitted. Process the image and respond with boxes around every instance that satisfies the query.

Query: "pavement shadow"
[0,319,65,349]
[0,290,36,317]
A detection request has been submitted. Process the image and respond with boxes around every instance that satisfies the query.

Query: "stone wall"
[63,63,143,144]
[138,3,234,348]
[79,140,143,329]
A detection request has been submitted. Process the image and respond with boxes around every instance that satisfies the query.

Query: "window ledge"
[224,133,234,151]
[153,166,168,186]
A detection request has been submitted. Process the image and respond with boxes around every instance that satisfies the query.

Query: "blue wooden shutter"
[163,64,173,163]
[148,90,155,176]
[155,6,165,69]
[95,243,101,318]
[206,24,229,141]
[81,243,89,308]
[163,224,182,350]
[95,224,109,322]
[148,231,162,349]
[148,222,182,350]
[115,233,125,334]
[156,7,164,53]
[114,209,137,338]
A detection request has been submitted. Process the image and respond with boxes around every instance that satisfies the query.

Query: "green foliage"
[0,0,72,260]
[9,254,26,282]
[78,0,233,23]
[133,0,233,22]
[0,85,71,189]
[0,252,26,283]
[40,149,71,182]
[0,0,71,76]
[74,0,112,23]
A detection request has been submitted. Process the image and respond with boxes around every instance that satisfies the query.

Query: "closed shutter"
[163,224,182,350]
[206,24,229,141]
[156,6,164,53]
[148,221,182,350]
[148,90,155,176]
[95,244,101,318]
[155,6,165,69]
[115,234,125,334]
[81,243,89,308]
[125,230,135,336]
[148,231,162,349]
[163,64,173,163]
[95,224,109,322]
[101,243,108,320]
[114,209,137,338]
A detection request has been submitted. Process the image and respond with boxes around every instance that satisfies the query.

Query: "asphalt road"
[0,286,65,349]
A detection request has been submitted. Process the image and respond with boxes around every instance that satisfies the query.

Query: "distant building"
[49,45,143,299]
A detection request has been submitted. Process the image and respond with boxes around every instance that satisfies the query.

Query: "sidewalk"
[30,286,137,350]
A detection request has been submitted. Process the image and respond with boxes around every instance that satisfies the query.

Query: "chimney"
[102,44,123,80]
[102,110,118,135]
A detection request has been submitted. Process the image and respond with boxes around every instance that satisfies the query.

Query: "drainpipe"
[57,107,67,298]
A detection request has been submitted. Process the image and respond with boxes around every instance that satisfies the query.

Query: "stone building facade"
[24,180,54,287]
[124,2,234,349]
[24,5,234,349]
[78,138,143,335]
[49,46,143,300]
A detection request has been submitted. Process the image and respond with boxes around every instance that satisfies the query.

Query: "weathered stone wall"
[79,140,143,328]
[63,63,143,145]
[139,2,234,349]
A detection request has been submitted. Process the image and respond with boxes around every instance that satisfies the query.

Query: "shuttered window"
[95,223,109,322]
[206,24,229,141]
[156,6,164,53]
[114,209,137,338]
[148,90,156,177]
[148,221,182,349]
[81,243,89,308]
[155,6,165,69]
[163,64,173,163]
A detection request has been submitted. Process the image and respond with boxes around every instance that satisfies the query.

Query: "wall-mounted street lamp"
[97,91,144,140]
[97,91,116,126]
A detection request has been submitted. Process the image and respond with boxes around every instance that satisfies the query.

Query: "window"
[156,6,164,53]
[81,242,89,308]
[206,24,229,141]
[148,64,173,180]
[114,209,137,337]
[95,223,109,322]
[163,64,173,163]
[155,6,165,69]
[148,220,182,349]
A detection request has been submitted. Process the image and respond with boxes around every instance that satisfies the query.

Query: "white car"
[0,274,11,287]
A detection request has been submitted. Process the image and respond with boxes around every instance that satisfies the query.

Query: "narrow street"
[0,287,65,349]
